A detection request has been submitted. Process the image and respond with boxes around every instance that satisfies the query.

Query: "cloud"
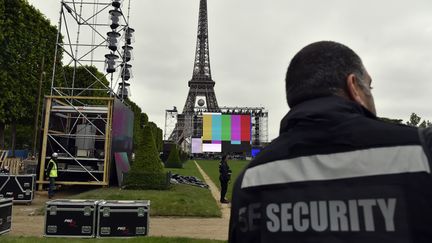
[27,0,432,140]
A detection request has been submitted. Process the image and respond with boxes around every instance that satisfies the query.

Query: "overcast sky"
[27,0,432,140]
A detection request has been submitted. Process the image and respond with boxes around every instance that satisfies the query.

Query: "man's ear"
[346,74,366,106]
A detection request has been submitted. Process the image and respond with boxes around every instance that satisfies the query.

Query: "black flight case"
[0,174,35,204]
[44,199,99,238]
[97,200,150,237]
[0,198,12,235]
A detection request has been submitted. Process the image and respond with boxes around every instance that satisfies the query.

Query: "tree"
[126,100,143,150]
[406,113,422,127]
[419,120,432,128]
[406,113,432,128]
[147,122,162,152]
[57,65,109,99]
[0,0,59,152]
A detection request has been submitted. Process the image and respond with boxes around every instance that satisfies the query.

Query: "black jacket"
[220,160,232,182]
[229,96,432,243]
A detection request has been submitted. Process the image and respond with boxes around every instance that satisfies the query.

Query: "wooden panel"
[0,158,23,175]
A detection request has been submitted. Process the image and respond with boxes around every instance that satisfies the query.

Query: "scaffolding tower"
[219,106,269,146]
[37,0,135,189]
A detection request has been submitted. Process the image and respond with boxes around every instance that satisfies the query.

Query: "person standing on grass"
[219,154,232,203]
[45,152,58,199]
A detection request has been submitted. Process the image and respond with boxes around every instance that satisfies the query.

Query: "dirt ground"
[9,162,230,240]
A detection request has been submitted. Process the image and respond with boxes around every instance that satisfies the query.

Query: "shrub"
[124,124,168,189]
[179,149,189,162]
[165,144,183,168]
[123,171,170,190]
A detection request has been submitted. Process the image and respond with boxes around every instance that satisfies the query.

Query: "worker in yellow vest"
[45,152,58,199]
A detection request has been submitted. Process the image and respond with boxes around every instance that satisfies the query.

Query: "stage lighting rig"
[105,54,119,73]
[109,9,122,29]
[117,82,131,98]
[120,63,132,81]
[107,31,121,51]
[112,0,121,8]
[122,45,133,62]
[124,27,135,45]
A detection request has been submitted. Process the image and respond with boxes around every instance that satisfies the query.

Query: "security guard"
[46,152,58,199]
[219,154,232,203]
[229,41,432,243]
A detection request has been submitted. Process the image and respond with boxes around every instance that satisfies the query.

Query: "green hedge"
[165,144,182,168]
[124,124,167,189]
[179,149,189,162]
[123,171,170,190]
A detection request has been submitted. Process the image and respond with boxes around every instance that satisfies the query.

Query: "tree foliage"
[57,65,109,99]
[0,0,59,123]
[179,149,189,162]
[125,98,151,153]
[147,121,162,152]
[406,113,432,128]
[381,113,432,128]
[127,99,142,149]
[0,0,60,149]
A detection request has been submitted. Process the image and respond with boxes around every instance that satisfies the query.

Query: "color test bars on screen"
[194,113,251,153]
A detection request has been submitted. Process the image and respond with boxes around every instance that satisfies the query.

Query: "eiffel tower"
[169,0,219,149]
[183,0,219,114]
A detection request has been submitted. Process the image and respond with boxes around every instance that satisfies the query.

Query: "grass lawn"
[68,161,221,217]
[195,160,250,200]
[1,236,226,243]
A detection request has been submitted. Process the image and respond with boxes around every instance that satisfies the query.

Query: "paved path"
[10,162,230,240]
[194,160,231,219]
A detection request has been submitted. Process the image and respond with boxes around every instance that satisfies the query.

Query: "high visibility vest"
[48,159,58,178]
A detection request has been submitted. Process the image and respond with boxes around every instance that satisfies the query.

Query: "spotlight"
[117,82,131,98]
[120,63,132,80]
[112,0,121,8]
[105,53,119,73]
[107,31,121,51]
[109,9,122,29]
[122,45,133,62]
[124,27,135,45]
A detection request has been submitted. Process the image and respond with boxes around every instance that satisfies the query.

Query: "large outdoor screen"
[197,113,251,153]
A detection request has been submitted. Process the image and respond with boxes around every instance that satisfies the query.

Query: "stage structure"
[164,106,178,141]
[37,0,135,189]
[218,107,268,148]
[168,0,220,151]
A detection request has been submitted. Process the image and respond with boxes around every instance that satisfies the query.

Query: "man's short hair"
[285,41,365,107]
